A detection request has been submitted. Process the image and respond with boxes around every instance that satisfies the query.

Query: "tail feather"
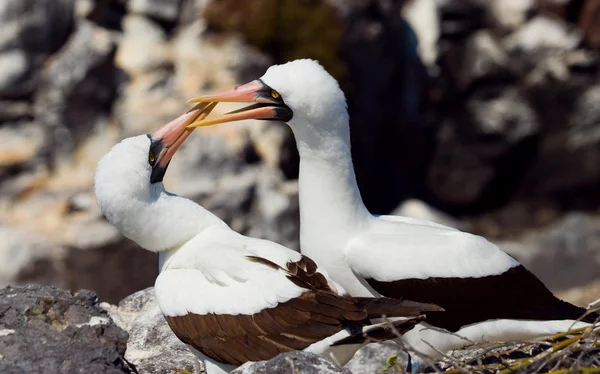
[331,315,425,346]
[354,297,444,318]
[581,310,599,324]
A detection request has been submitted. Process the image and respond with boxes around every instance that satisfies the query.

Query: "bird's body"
[156,224,433,372]
[95,103,441,374]
[186,59,598,366]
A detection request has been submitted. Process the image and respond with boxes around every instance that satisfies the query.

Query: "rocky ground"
[1,0,600,372]
[2,285,598,373]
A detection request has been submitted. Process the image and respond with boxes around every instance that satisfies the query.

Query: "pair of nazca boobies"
[95,59,598,374]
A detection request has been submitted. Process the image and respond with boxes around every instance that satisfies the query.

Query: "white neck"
[292,116,371,242]
[105,184,227,254]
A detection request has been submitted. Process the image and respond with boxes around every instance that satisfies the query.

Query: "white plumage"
[95,110,437,374]
[186,58,597,367]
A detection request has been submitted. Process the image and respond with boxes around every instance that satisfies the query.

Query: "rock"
[466,87,539,144]
[0,0,74,54]
[345,343,409,374]
[427,85,539,206]
[568,86,600,150]
[0,0,75,99]
[179,0,208,26]
[0,100,32,123]
[557,279,600,309]
[64,236,158,305]
[115,14,170,75]
[127,0,182,23]
[0,122,46,170]
[504,16,582,52]
[0,284,130,373]
[449,30,513,91]
[498,213,600,305]
[518,82,600,198]
[579,0,600,49]
[401,0,440,69]
[427,134,496,206]
[0,227,65,289]
[248,170,300,250]
[337,0,433,214]
[0,122,48,200]
[436,0,487,38]
[171,20,271,97]
[102,287,202,374]
[487,0,535,31]
[34,19,120,158]
[232,351,352,374]
[391,199,465,229]
[0,177,157,304]
[0,50,32,98]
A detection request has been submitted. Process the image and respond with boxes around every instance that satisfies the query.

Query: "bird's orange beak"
[185,79,292,128]
[149,102,217,183]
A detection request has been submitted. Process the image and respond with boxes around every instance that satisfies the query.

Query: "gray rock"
[487,0,535,31]
[334,0,433,214]
[64,234,158,305]
[248,172,300,251]
[0,227,65,289]
[0,0,75,98]
[345,343,409,374]
[504,16,582,52]
[0,122,48,197]
[499,213,600,293]
[232,351,352,374]
[128,0,182,22]
[436,0,487,37]
[466,87,539,145]
[0,284,131,373]
[0,0,74,54]
[34,19,120,157]
[427,123,496,205]
[0,100,32,123]
[401,0,440,69]
[0,50,33,98]
[0,122,46,168]
[102,287,203,374]
[568,86,600,149]
[115,14,170,74]
[178,0,208,25]
[391,199,465,230]
[519,81,600,197]
[451,30,513,91]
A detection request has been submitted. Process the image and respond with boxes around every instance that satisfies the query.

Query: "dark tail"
[581,310,599,324]
[332,315,425,346]
[354,297,444,319]
[551,297,599,324]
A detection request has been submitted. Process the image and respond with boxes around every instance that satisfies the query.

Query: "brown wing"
[164,290,369,365]
[164,254,441,365]
[366,265,595,332]
[164,255,371,365]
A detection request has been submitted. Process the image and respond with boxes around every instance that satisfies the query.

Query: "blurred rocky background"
[2,0,600,372]
[0,0,599,330]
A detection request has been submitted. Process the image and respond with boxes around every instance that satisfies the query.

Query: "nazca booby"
[94,102,443,373]
[185,59,599,365]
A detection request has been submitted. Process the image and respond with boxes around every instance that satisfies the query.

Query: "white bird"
[94,102,442,374]
[186,59,599,367]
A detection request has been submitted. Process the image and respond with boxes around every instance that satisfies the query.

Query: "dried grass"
[378,307,600,374]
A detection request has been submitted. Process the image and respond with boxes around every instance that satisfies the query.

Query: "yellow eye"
[271,90,280,99]
[149,152,155,165]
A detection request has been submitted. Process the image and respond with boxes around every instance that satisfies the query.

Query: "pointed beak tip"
[186,97,202,104]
